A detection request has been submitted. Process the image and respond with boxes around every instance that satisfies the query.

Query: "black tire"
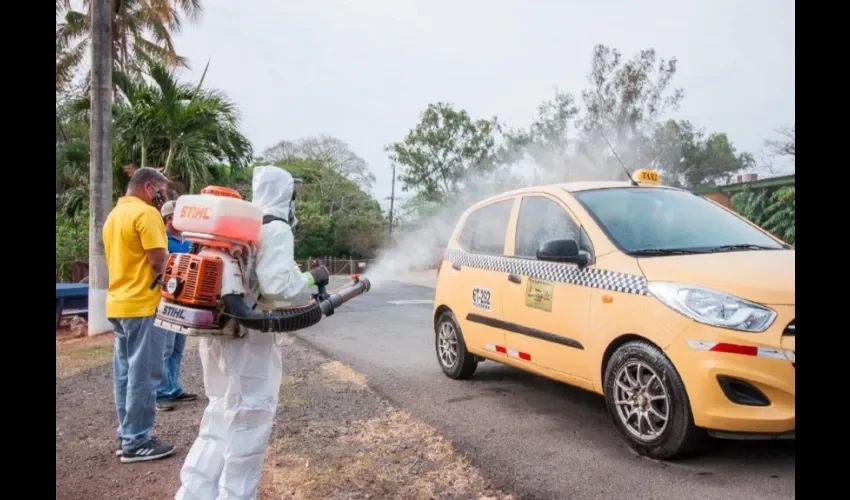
[435,311,477,379]
[603,340,704,460]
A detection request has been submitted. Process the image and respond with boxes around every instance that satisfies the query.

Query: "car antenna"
[599,130,638,186]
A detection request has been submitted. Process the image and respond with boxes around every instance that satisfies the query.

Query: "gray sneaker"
[156,398,174,411]
[115,438,123,456]
[120,438,176,463]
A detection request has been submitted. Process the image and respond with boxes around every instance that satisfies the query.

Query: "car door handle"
[452,262,462,271]
[507,274,522,284]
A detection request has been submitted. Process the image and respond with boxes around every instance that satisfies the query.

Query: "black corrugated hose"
[222,277,371,333]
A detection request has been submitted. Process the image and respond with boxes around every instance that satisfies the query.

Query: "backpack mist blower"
[151,185,371,337]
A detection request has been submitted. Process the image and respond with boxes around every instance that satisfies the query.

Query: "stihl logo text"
[180,206,211,219]
[162,305,187,320]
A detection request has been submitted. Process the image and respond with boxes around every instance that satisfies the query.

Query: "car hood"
[637,250,795,305]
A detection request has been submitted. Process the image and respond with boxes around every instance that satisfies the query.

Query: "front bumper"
[666,320,795,435]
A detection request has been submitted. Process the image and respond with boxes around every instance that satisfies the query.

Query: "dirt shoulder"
[56,333,511,500]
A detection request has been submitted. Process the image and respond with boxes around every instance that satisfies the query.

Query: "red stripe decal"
[710,342,757,356]
[518,352,531,361]
[495,345,507,354]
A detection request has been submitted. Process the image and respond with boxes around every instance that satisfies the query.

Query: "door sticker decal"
[471,287,492,311]
[525,278,553,312]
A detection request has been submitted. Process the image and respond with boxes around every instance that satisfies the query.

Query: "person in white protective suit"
[176,166,327,500]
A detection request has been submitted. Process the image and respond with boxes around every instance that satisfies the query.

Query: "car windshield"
[573,187,786,255]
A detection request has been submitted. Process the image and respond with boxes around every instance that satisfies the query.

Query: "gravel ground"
[56,332,511,500]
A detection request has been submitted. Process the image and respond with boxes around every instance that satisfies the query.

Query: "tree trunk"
[88,0,114,336]
[164,143,176,173]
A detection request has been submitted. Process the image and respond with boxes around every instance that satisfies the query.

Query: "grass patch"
[319,361,367,389]
[56,335,114,379]
[56,331,201,380]
[259,409,512,500]
[279,387,307,408]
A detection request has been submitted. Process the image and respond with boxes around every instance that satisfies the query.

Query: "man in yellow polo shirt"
[103,167,176,463]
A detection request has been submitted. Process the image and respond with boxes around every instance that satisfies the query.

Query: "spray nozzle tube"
[221,277,371,333]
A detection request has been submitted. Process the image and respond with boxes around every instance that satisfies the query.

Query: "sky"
[173,0,795,204]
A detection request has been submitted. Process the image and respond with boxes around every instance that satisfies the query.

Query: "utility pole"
[88,0,114,336]
[387,163,396,249]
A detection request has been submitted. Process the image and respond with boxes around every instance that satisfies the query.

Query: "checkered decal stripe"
[444,249,648,295]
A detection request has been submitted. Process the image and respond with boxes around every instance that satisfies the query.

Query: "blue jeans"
[156,328,186,399]
[110,316,165,452]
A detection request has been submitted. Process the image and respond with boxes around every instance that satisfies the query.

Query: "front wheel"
[435,311,477,379]
[604,340,703,460]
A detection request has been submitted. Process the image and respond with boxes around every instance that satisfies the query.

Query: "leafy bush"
[731,186,795,245]
[56,208,89,281]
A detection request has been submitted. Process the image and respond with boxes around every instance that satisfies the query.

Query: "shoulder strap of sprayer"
[262,215,288,225]
[254,214,292,311]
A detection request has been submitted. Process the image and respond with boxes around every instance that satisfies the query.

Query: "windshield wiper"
[630,248,708,256]
[707,244,780,253]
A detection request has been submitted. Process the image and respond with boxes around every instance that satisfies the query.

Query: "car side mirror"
[537,239,588,266]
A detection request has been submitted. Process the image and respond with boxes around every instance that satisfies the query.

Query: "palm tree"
[88,0,113,336]
[56,0,202,91]
[113,61,253,193]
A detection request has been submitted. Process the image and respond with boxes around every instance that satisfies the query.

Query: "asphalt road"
[295,275,795,500]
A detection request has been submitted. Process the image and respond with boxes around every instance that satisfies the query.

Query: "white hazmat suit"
[177,166,310,500]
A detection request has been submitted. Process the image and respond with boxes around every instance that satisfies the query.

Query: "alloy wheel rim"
[613,361,671,441]
[438,322,459,368]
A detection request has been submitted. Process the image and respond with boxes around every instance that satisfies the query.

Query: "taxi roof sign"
[632,169,661,185]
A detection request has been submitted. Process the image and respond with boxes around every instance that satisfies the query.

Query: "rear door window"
[458,199,513,255]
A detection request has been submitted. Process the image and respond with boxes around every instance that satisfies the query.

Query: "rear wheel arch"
[434,305,452,329]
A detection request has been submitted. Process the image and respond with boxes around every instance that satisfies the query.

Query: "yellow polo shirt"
[102,196,167,318]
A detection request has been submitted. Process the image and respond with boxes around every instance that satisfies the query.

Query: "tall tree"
[262,135,376,190]
[496,45,687,182]
[579,44,684,143]
[650,120,755,187]
[273,159,386,258]
[576,44,685,179]
[112,61,253,194]
[88,0,113,336]
[386,102,500,202]
[498,90,580,181]
[765,125,795,166]
[56,0,202,91]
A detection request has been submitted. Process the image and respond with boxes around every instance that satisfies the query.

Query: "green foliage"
[391,44,760,206]
[56,62,253,215]
[113,61,254,193]
[651,120,756,188]
[56,0,201,92]
[259,145,387,258]
[262,135,376,190]
[731,186,795,245]
[386,102,501,203]
[258,158,386,259]
[56,209,90,282]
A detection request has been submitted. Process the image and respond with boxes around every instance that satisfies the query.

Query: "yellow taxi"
[432,170,794,460]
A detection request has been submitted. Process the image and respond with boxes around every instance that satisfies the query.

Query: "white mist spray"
[365,129,663,287]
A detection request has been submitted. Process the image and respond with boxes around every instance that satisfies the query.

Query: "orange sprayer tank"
[173,186,263,244]
[161,253,223,308]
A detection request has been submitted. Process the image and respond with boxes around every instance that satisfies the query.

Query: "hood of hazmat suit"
[177,165,309,500]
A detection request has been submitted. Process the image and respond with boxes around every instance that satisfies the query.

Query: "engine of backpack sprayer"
[152,185,371,338]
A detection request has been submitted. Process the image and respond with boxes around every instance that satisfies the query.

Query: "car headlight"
[647,281,776,333]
